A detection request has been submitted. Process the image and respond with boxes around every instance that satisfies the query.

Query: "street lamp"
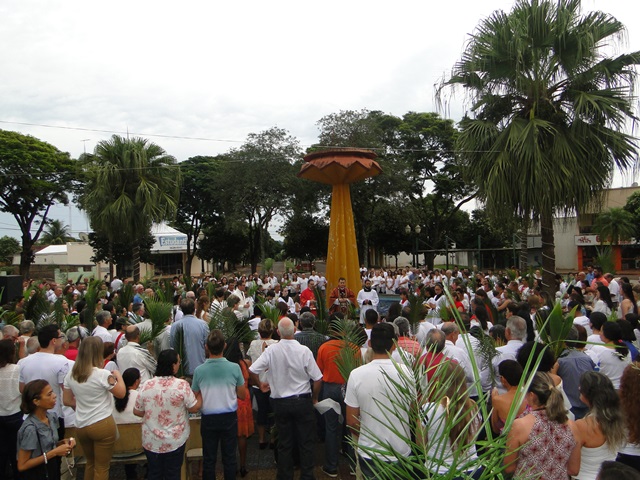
[405,225,421,267]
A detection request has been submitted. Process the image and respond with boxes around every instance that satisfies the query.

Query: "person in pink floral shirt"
[134,349,201,480]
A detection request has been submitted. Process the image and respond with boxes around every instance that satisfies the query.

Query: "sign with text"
[152,235,192,252]
[574,235,636,246]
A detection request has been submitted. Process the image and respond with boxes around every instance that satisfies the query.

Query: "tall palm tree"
[78,135,181,281]
[39,219,75,245]
[593,207,635,246]
[441,0,639,295]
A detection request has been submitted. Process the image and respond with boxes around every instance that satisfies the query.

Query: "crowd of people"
[0,264,639,480]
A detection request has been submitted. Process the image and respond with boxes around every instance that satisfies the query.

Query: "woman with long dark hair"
[619,283,638,318]
[574,371,626,480]
[617,364,640,472]
[113,368,142,423]
[18,380,76,480]
[587,322,631,389]
[134,349,200,480]
[593,285,614,316]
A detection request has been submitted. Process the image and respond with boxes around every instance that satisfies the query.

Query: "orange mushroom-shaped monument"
[298,148,382,301]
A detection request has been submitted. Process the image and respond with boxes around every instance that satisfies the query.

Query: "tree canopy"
[39,219,75,245]
[0,129,75,278]
[0,235,20,265]
[217,127,302,272]
[441,0,640,293]
[172,155,224,277]
[77,135,181,281]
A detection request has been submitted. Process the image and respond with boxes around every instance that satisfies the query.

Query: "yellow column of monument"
[298,149,382,302]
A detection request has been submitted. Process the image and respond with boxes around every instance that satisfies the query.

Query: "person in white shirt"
[357,279,379,325]
[440,322,477,397]
[18,324,70,437]
[232,282,253,319]
[298,274,309,293]
[112,367,142,425]
[249,318,322,480]
[345,323,416,478]
[604,274,621,306]
[316,274,327,292]
[110,276,123,293]
[116,326,157,384]
[585,312,607,349]
[91,311,113,344]
[492,316,527,391]
[570,302,593,336]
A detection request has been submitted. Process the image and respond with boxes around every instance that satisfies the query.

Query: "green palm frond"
[346,290,550,479]
[156,279,176,303]
[208,309,253,345]
[331,317,365,382]
[139,296,172,346]
[24,287,52,326]
[113,282,134,314]
[0,307,22,327]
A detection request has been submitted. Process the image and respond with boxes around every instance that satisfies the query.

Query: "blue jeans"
[144,443,185,480]
[321,382,353,473]
[201,412,238,480]
[272,396,316,480]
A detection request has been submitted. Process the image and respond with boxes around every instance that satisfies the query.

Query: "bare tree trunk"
[19,243,32,279]
[133,245,141,282]
[519,219,529,272]
[540,212,556,299]
[108,240,114,281]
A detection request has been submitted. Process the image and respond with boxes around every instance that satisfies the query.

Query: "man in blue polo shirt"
[192,329,246,480]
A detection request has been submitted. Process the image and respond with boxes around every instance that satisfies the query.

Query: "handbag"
[20,424,61,480]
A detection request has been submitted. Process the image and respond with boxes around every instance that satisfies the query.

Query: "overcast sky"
[1,0,639,240]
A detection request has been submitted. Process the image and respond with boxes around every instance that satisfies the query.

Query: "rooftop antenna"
[81,139,90,155]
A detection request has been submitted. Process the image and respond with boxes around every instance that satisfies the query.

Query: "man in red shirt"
[328,278,356,316]
[300,279,318,315]
[317,331,362,477]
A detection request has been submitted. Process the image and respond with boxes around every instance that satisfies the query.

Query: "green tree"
[314,109,412,266]
[219,128,302,273]
[0,235,20,265]
[198,218,249,270]
[0,130,75,278]
[623,191,640,242]
[281,213,329,263]
[78,135,181,281]
[441,0,639,295]
[593,207,636,246]
[458,209,519,249]
[172,156,223,277]
[88,230,155,278]
[38,219,75,245]
[314,109,473,268]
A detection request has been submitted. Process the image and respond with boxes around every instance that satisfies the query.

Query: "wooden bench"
[182,418,202,480]
[67,418,202,480]
[66,422,146,467]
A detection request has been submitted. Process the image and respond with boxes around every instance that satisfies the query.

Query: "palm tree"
[78,135,181,281]
[440,0,639,295]
[593,207,635,246]
[39,220,75,245]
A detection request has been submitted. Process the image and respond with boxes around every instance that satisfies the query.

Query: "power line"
[0,119,491,154]
[0,120,244,144]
